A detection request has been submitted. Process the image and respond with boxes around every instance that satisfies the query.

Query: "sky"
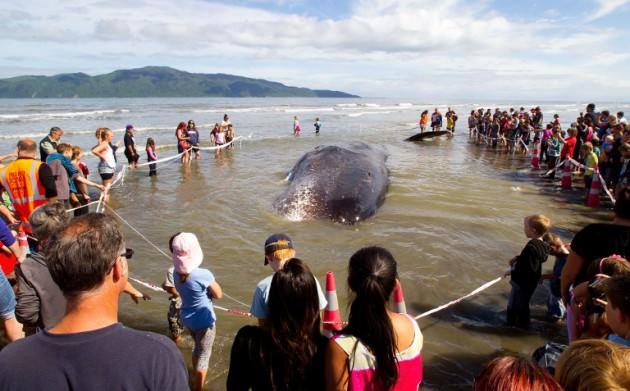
[0,0,629,100]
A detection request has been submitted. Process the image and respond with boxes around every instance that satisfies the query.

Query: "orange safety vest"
[0,159,48,233]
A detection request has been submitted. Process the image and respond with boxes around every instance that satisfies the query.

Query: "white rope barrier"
[134,147,193,168]
[196,136,243,151]
[568,157,616,204]
[65,200,102,214]
[414,276,505,320]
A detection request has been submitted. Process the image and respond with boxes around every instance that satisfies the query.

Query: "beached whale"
[273,142,388,224]
[405,130,450,141]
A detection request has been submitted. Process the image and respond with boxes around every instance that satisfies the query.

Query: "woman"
[170,232,222,391]
[293,116,301,136]
[187,120,200,160]
[326,246,423,391]
[91,128,117,191]
[419,110,429,133]
[227,258,327,390]
[175,122,190,164]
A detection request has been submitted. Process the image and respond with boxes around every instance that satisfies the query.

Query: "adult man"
[250,233,327,325]
[39,127,63,162]
[221,113,231,133]
[0,213,188,390]
[618,111,627,125]
[0,138,57,233]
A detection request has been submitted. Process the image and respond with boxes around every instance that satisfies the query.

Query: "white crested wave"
[347,110,395,117]
[0,109,130,122]
[282,107,335,113]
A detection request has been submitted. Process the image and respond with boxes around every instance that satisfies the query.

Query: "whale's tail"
[405,131,450,141]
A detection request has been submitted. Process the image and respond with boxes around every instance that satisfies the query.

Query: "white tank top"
[98,144,116,172]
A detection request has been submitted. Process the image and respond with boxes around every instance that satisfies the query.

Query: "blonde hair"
[71,146,82,160]
[95,127,111,142]
[542,232,563,249]
[581,142,593,152]
[268,248,296,262]
[526,215,551,236]
[555,339,630,391]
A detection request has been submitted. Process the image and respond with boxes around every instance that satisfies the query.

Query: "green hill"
[0,66,359,98]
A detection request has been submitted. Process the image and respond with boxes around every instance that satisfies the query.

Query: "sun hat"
[263,233,294,265]
[171,232,203,274]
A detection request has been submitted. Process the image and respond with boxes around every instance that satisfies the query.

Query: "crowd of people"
[0,103,629,390]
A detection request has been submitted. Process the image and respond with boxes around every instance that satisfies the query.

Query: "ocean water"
[1,98,628,389]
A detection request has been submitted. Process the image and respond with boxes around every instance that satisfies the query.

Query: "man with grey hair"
[0,213,188,390]
[39,126,63,162]
[15,203,149,335]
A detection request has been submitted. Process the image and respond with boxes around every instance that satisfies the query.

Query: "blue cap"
[264,233,294,265]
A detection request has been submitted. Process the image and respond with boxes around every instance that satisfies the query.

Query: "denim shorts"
[0,272,16,320]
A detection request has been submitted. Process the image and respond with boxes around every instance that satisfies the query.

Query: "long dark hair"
[344,246,398,390]
[266,258,321,390]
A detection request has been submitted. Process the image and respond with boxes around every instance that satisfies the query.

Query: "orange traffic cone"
[586,171,601,208]
[531,142,540,169]
[323,272,342,336]
[17,228,30,256]
[561,160,572,190]
[391,279,407,314]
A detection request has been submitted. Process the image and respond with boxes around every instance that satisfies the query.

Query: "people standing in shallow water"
[419,110,429,133]
[325,246,423,391]
[175,122,190,165]
[146,138,157,177]
[314,117,321,135]
[431,108,442,132]
[187,120,200,160]
[170,232,223,391]
[227,258,327,391]
[123,125,139,170]
[293,116,301,136]
[91,128,117,194]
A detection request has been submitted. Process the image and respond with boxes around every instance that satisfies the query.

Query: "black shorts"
[125,152,139,164]
[100,173,114,180]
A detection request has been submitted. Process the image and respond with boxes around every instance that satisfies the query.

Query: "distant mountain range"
[0,66,359,98]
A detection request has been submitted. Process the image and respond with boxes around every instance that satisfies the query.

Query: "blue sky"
[0,0,628,99]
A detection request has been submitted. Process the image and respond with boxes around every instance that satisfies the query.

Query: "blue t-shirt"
[174,268,216,329]
[0,219,16,247]
[250,274,328,319]
[608,334,630,346]
[549,254,567,297]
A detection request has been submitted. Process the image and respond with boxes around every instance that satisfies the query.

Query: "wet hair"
[29,202,70,242]
[474,356,561,391]
[525,214,551,236]
[46,213,124,299]
[17,138,37,153]
[344,246,398,390]
[56,143,72,154]
[614,186,630,219]
[71,146,82,161]
[605,274,630,316]
[555,339,630,391]
[266,258,321,390]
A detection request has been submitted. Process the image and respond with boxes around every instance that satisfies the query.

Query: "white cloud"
[0,0,628,100]
[588,0,630,21]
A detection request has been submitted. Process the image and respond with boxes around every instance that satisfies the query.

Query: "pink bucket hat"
[171,232,203,274]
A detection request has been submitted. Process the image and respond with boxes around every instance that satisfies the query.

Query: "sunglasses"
[120,248,134,259]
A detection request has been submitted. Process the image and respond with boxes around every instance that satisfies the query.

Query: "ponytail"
[344,246,398,390]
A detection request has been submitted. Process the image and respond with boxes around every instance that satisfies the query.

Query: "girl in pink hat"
[170,232,222,391]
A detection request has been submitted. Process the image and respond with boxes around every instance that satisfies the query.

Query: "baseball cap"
[171,232,203,274]
[126,124,134,130]
[264,233,294,265]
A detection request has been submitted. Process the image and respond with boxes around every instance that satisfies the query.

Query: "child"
[446,111,454,132]
[420,110,429,133]
[541,233,569,321]
[546,130,561,176]
[591,137,601,157]
[170,232,222,391]
[293,116,301,136]
[146,138,157,177]
[314,117,321,135]
[506,215,551,328]
[226,124,235,147]
[581,142,598,194]
[467,110,476,137]
[162,266,183,344]
[604,274,630,346]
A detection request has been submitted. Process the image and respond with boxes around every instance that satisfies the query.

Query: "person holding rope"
[326,246,423,391]
[227,258,327,390]
[175,122,191,165]
[250,234,327,327]
[92,128,117,196]
[170,232,222,391]
[123,125,140,170]
[187,120,201,160]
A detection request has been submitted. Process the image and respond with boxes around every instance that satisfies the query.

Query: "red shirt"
[561,136,576,159]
